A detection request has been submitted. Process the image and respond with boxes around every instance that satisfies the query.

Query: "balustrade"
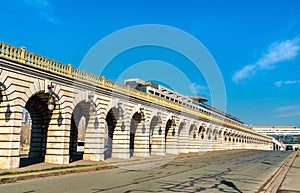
[0,41,271,139]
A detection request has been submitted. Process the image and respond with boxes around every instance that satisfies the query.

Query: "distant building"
[22,111,32,124]
[252,126,300,145]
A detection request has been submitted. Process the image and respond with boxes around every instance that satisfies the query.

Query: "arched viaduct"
[0,42,272,169]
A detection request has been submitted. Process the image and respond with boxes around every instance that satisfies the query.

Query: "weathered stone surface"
[0,42,273,169]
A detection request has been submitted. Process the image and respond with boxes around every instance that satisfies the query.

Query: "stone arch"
[19,91,55,167]
[69,100,95,162]
[129,111,146,157]
[218,129,223,139]
[104,106,123,159]
[241,134,246,143]
[164,115,177,154]
[178,120,186,137]
[223,130,228,141]
[212,128,218,140]
[177,120,189,153]
[206,126,213,140]
[149,114,163,155]
[189,124,197,139]
[198,124,206,140]
[188,123,198,152]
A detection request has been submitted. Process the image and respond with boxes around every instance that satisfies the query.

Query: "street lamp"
[47,96,55,111]
[57,111,63,126]
[47,83,55,111]
[94,117,99,129]
[121,121,126,132]
[158,126,162,135]
[5,105,12,122]
[172,128,176,136]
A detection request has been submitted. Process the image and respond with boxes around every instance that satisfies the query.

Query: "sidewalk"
[0,154,177,184]
[278,150,300,192]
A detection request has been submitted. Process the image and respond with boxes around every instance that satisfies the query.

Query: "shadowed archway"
[149,115,163,155]
[130,112,145,157]
[104,107,122,159]
[177,121,188,153]
[165,118,176,154]
[69,101,94,162]
[19,93,53,167]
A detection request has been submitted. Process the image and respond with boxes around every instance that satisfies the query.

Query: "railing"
[0,41,271,140]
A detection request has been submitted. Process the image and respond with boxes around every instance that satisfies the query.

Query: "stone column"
[111,121,130,159]
[45,111,70,164]
[177,129,189,154]
[198,132,205,153]
[151,125,165,156]
[0,104,21,169]
[217,132,224,151]
[189,132,198,153]
[166,128,178,154]
[83,115,102,161]
[212,135,219,151]
[133,122,150,157]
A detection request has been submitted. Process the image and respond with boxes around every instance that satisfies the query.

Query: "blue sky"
[1,0,300,126]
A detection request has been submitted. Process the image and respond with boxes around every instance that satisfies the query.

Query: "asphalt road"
[0,150,292,193]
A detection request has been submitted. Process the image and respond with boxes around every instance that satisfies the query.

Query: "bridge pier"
[83,115,102,161]
[165,133,178,154]
[0,127,20,169]
[177,131,189,154]
[112,122,130,159]
[133,123,150,157]
[150,125,166,156]
[0,103,22,169]
[44,112,70,165]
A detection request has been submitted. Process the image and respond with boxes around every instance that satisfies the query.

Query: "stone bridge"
[0,41,272,169]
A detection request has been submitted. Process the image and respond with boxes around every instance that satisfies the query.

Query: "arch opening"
[129,112,144,157]
[189,124,197,139]
[198,126,205,140]
[149,116,162,155]
[177,122,188,153]
[20,93,53,167]
[165,119,176,153]
[104,107,120,159]
[69,101,93,162]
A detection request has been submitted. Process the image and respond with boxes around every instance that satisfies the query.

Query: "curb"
[258,151,298,193]
[0,156,174,185]
[0,150,257,185]
[0,164,116,184]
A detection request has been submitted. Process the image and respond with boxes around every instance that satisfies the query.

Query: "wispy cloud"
[275,80,300,87]
[24,0,50,8]
[23,0,61,24]
[273,105,300,118]
[233,37,300,83]
[189,83,210,98]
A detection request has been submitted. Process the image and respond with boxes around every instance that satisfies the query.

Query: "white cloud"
[274,80,300,87]
[23,0,61,24]
[24,0,50,8]
[275,105,298,112]
[232,64,256,83]
[39,12,60,24]
[273,105,300,118]
[233,37,300,83]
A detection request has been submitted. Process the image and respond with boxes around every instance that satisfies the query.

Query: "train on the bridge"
[124,78,245,127]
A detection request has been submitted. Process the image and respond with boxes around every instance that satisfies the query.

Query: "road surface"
[0,150,292,193]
